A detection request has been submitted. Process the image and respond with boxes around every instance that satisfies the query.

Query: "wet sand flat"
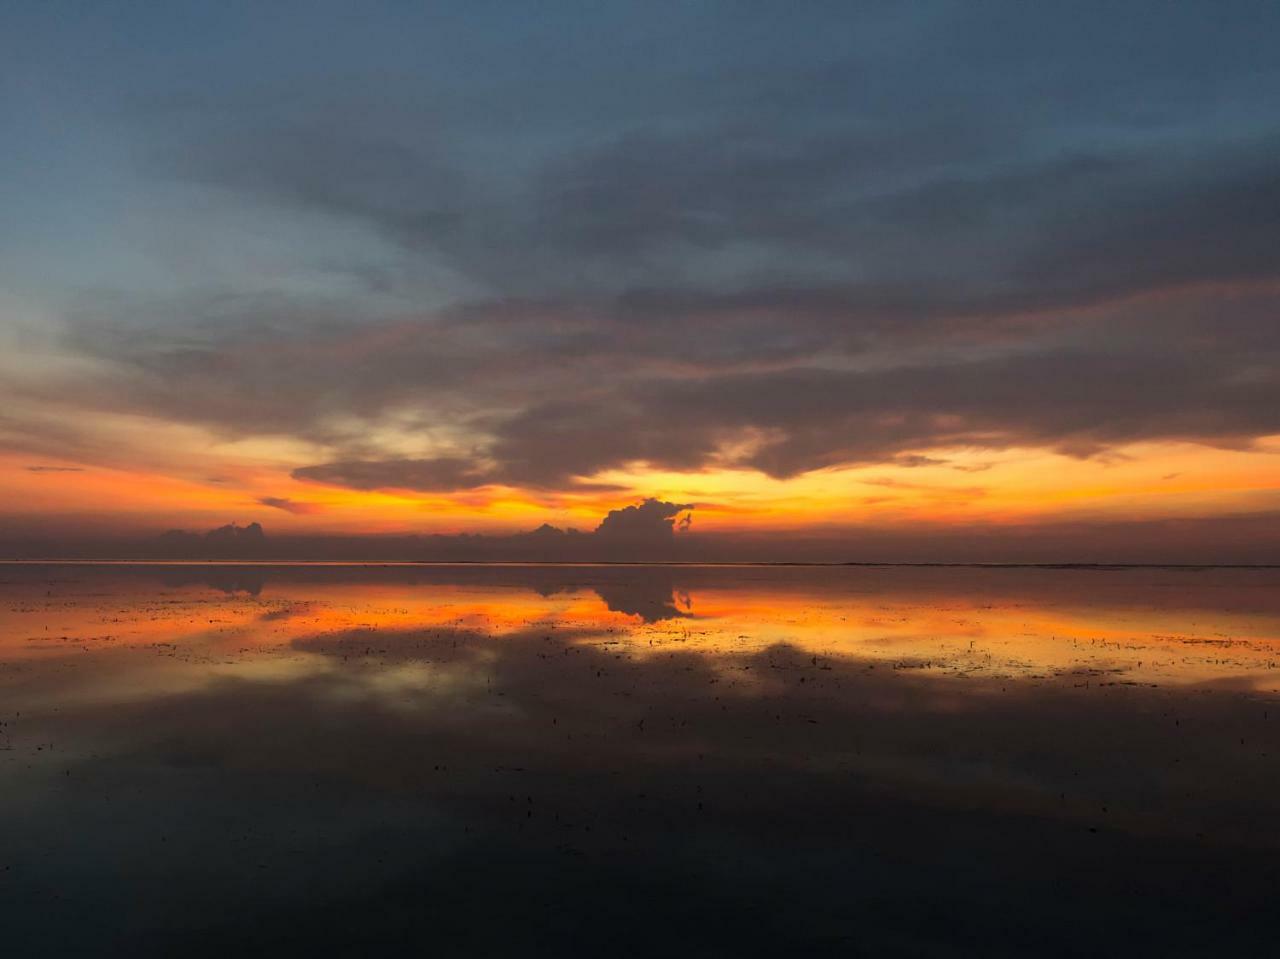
[3,563,1280,956]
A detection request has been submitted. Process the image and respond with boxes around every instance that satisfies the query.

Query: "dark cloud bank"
[6,2,1276,509]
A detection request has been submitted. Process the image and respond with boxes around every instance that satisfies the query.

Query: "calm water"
[3,563,1280,956]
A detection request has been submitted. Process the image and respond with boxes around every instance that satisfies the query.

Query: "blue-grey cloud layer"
[3,1,1279,488]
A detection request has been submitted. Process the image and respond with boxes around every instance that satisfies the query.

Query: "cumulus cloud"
[594,499,693,541]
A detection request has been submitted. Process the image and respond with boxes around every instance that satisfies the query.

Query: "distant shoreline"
[0,559,1276,570]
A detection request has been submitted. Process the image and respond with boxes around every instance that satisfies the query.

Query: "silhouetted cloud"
[594,499,693,541]
[155,522,268,558]
[292,457,495,492]
[892,455,949,468]
[25,465,85,473]
[124,501,696,563]
[204,522,265,543]
[257,496,322,515]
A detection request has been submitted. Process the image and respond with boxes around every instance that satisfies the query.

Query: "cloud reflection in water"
[2,564,1280,955]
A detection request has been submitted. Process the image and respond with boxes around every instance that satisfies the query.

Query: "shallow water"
[3,563,1279,956]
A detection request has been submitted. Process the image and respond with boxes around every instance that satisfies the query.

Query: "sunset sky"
[2,2,1279,558]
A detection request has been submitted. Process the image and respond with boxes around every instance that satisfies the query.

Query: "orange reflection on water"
[3,565,1280,708]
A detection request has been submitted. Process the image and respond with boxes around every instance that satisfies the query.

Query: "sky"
[2,1,1279,560]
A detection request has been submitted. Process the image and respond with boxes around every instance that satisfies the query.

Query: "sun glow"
[5,433,1279,540]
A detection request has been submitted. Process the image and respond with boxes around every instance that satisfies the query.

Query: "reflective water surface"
[3,563,1280,956]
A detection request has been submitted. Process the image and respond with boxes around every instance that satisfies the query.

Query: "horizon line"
[1,559,1277,570]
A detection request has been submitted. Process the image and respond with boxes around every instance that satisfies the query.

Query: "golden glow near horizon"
[4,433,1278,537]
[3,275,1278,550]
